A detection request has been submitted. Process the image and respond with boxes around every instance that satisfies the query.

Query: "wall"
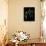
[8,0,41,39]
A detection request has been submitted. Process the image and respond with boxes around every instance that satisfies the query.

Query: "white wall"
[8,0,41,39]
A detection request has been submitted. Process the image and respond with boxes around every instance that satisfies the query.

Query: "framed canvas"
[24,7,35,21]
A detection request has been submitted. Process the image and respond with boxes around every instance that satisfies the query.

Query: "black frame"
[24,7,35,21]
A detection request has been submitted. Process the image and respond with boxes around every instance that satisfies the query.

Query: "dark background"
[24,7,35,21]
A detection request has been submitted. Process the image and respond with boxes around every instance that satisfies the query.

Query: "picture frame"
[24,7,35,21]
